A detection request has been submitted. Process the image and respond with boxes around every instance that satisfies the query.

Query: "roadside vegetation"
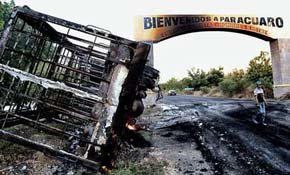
[161,51,273,98]
[112,159,166,175]
[0,0,14,31]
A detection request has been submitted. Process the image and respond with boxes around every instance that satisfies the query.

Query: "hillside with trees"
[161,51,273,98]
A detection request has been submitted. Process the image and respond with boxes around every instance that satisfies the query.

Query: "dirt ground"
[1,95,290,175]
[138,96,290,175]
[0,125,90,175]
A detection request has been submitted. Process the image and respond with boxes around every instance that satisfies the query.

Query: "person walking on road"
[253,80,268,125]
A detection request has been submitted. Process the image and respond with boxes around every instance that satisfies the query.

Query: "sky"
[13,0,290,83]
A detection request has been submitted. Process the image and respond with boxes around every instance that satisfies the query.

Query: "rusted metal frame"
[0,78,42,127]
[4,48,108,84]
[29,38,46,75]
[17,29,48,106]
[15,10,111,60]
[41,42,59,78]
[0,86,12,116]
[5,38,116,74]
[43,103,98,122]
[11,29,110,50]
[10,22,33,70]
[27,21,46,74]
[59,43,110,65]
[65,82,100,93]
[1,77,18,111]
[25,31,45,74]
[41,100,98,123]
[0,117,22,128]
[54,28,73,81]
[15,7,115,42]
[0,129,100,170]
[39,91,99,119]
[0,64,104,103]
[65,34,110,50]
[0,110,40,128]
[43,91,99,112]
[25,81,45,126]
[35,39,54,77]
[10,28,44,40]
[53,108,96,123]
[0,73,100,128]
[64,49,76,81]
[9,18,37,64]
[23,75,46,104]
[0,76,16,111]
[87,65,105,76]
[15,6,137,53]
[70,53,106,72]
[62,93,78,133]
[5,17,26,63]
[0,6,151,168]
[70,97,97,111]
[15,79,40,113]
[68,101,94,114]
[9,112,100,146]
[71,42,108,59]
[1,77,22,128]
[84,33,99,85]
[4,23,43,59]
[51,100,93,120]
[51,117,83,130]
[54,48,69,80]
[46,44,62,79]
[0,86,99,123]
[47,54,106,83]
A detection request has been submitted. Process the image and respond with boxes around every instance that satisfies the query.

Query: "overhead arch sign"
[134,15,290,42]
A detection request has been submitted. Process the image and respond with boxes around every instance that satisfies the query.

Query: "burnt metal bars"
[0,6,155,170]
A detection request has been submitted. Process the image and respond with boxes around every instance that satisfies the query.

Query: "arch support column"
[270,38,290,98]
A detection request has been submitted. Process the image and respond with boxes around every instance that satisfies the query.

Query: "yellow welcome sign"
[134,15,289,42]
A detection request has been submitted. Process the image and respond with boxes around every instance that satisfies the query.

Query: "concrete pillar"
[270,38,290,98]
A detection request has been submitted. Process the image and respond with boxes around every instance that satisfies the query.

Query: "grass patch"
[112,158,166,175]
[139,131,153,141]
[0,140,28,154]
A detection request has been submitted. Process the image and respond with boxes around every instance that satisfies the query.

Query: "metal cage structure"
[0,6,158,169]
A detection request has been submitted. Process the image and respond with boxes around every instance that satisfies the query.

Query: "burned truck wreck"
[0,6,159,170]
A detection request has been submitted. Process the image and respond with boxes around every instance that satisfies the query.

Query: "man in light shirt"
[253,80,268,125]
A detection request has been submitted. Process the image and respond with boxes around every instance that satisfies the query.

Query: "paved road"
[144,95,290,175]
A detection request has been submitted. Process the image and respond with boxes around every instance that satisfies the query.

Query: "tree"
[246,51,273,88]
[180,77,192,88]
[0,0,15,31]
[206,67,224,87]
[188,68,208,90]
[228,68,245,82]
[161,78,182,91]
[220,69,250,95]
[219,78,238,97]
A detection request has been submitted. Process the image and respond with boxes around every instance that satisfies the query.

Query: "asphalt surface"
[143,95,290,175]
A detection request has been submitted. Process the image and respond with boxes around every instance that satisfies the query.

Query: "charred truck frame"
[0,6,159,169]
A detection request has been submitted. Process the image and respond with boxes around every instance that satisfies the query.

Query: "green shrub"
[112,159,166,175]
[219,78,238,97]
[206,67,224,87]
[236,78,251,94]
[200,86,210,94]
